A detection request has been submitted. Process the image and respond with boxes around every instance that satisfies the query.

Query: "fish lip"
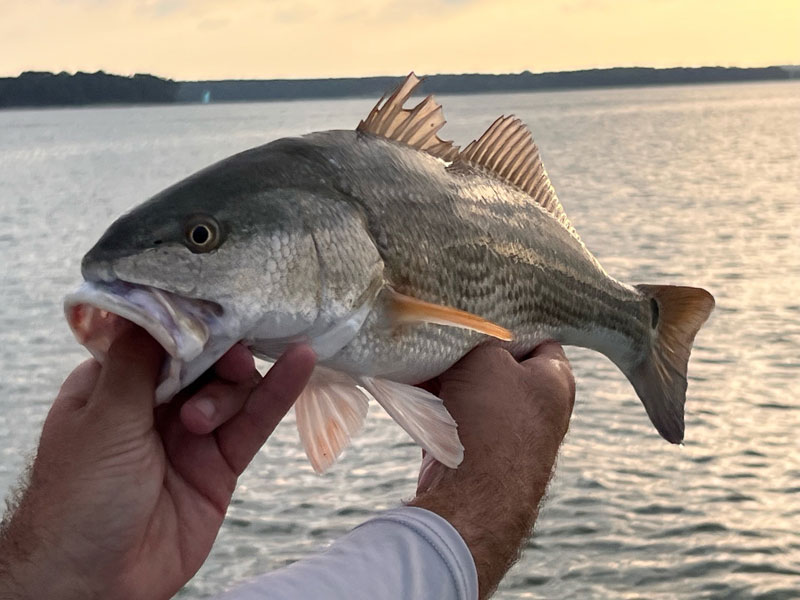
[64,280,226,403]
[80,247,118,283]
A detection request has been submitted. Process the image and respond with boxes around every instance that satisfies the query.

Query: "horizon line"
[4,63,799,82]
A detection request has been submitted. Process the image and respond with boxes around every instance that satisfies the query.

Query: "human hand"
[410,343,575,600]
[0,325,315,600]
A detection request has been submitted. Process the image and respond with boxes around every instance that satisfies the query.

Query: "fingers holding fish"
[216,344,316,476]
[180,381,251,435]
[88,324,164,418]
[52,358,102,413]
[210,342,259,385]
[526,340,569,364]
[433,343,575,462]
[520,342,576,439]
[435,344,519,390]
[180,344,259,434]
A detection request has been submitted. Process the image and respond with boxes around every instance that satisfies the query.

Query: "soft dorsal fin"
[357,73,459,161]
[455,115,580,241]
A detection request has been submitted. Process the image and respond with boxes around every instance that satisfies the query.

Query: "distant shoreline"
[1,66,797,109]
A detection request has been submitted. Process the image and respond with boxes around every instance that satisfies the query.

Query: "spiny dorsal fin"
[455,115,580,241]
[357,73,459,161]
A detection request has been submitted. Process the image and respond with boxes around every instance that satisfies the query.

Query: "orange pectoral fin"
[387,288,514,341]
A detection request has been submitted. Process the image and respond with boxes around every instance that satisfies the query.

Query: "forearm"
[0,550,93,600]
[407,344,574,599]
[0,470,95,600]
[0,476,39,599]
[409,433,561,599]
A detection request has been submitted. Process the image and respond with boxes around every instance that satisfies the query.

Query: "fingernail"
[193,397,216,420]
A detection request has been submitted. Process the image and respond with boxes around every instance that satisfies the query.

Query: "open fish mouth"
[64,281,232,404]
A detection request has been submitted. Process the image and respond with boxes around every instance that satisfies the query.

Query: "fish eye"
[191,225,211,245]
[184,216,221,253]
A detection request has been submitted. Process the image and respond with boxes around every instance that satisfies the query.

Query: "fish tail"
[626,284,715,443]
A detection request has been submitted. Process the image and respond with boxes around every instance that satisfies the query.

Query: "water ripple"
[1,81,799,599]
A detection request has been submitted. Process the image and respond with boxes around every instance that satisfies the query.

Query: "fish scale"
[303,131,642,370]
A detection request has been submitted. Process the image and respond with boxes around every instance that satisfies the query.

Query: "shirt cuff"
[215,505,478,600]
[354,506,478,600]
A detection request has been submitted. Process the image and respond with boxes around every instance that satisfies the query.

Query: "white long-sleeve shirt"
[216,507,478,600]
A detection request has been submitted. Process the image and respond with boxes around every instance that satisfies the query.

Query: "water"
[1,81,799,599]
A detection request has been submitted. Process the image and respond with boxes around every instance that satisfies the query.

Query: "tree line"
[0,71,178,108]
[0,66,791,108]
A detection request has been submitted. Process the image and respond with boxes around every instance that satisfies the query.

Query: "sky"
[1,0,798,80]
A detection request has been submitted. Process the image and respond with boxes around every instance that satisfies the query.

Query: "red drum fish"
[66,74,715,472]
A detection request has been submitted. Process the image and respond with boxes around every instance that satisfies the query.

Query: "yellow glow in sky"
[1,0,798,79]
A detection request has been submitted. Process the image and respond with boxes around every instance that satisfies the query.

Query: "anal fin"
[295,367,370,473]
[360,376,463,468]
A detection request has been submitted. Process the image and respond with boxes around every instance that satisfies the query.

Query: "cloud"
[137,0,187,17]
[559,0,676,11]
[274,3,315,23]
[376,0,476,22]
[197,16,230,30]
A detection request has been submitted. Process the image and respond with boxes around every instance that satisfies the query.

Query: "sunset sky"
[2,0,798,80]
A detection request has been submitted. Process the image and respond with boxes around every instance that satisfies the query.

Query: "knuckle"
[554,360,576,397]
[524,358,575,426]
[550,362,576,415]
[544,341,568,361]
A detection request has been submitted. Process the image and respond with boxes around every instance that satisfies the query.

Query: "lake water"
[1,81,798,599]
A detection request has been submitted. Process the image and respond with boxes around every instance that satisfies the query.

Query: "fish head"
[65,161,325,403]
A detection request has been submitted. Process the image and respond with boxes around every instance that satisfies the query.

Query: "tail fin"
[628,285,715,443]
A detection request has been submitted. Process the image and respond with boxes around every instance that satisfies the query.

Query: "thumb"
[417,450,447,494]
[89,323,164,419]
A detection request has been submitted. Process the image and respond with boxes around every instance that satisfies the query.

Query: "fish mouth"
[64,281,234,404]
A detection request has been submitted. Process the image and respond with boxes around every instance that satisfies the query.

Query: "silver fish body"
[66,74,714,472]
[226,131,645,384]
